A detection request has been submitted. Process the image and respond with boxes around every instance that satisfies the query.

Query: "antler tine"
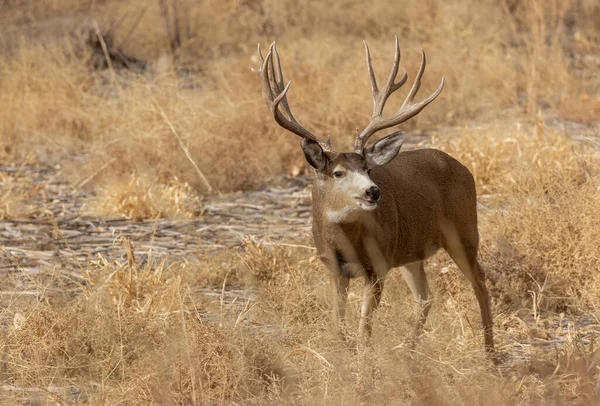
[257,43,264,63]
[364,41,378,96]
[266,44,283,106]
[355,39,444,153]
[271,43,297,122]
[252,42,331,151]
[363,36,408,119]
[389,37,408,93]
[401,49,426,110]
[251,43,265,74]
[382,36,401,96]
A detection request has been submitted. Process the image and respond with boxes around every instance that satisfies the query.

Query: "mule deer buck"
[252,38,494,354]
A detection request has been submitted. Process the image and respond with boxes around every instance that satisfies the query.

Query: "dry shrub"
[0,41,300,194]
[484,166,600,313]
[432,121,596,193]
[0,174,26,220]
[1,227,599,403]
[0,165,47,219]
[240,241,330,328]
[3,299,287,404]
[84,237,187,314]
[94,174,202,220]
[0,43,94,160]
[557,94,600,126]
[1,241,290,404]
[501,0,576,114]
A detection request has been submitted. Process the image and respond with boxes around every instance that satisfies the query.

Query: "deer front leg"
[358,275,384,341]
[358,236,388,341]
[400,261,432,346]
[330,272,349,330]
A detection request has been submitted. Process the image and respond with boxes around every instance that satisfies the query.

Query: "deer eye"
[367,169,372,175]
[333,171,345,179]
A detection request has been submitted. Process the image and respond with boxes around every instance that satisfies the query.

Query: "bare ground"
[0,163,312,273]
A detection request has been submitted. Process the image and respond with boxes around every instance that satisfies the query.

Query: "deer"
[252,37,494,355]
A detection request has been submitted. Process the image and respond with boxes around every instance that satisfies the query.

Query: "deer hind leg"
[358,275,384,341]
[400,261,432,346]
[442,222,495,354]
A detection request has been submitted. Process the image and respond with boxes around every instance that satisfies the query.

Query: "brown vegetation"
[0,0,599,404]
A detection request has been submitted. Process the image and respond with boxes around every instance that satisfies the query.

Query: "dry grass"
[2,123,599,403]
[1,0,600,404]
[93,174,202,220]
[431,119,597,194]
[0,158,47,220]
[0,172,28,220]
[0,0,598,199]
[2,154,599,403]
[433,120,600,311]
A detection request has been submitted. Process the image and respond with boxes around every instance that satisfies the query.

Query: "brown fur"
[312,148,495,353]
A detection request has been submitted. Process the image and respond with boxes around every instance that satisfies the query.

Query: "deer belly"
[394,240,441,266]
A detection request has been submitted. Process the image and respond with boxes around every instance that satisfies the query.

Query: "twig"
[284,346,333,369]
[408,349,470,376]
[154,101,214,193]
[76,157,117,190]
[92,20,115,82]
[267,242,316,250]
[118,5,150,49]
[178,289,200,405]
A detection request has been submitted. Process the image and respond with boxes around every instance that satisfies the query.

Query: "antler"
[252,42,331,151]
[355,36,444,153]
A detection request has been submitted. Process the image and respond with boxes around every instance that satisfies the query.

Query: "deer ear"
[301,139,328,170]
[364,131,405,167]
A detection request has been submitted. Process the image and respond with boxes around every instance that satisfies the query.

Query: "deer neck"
[316,204,378,251]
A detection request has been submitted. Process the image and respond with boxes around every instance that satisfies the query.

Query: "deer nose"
[365,186,381,202]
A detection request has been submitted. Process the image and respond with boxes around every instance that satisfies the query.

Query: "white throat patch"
[327,206,359,223]
[326,166,378,223]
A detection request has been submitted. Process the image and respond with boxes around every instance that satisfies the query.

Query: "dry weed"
[1,240,292,404]
[1,195,599,403]
[0,166,47,219]
[94,174,202,220]
[433,121,600,311]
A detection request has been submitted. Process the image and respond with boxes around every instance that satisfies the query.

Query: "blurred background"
[0,0,598,198]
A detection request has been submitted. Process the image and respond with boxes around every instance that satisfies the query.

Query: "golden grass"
[2,123,599,403]
[0,0,598,198]
[0,159,46,220]
[431,119,597,194]
[93,174,202,220]
[1,0,600,403]
[1,170,598,405]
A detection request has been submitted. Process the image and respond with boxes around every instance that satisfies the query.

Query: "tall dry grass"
[0,0,598,203]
